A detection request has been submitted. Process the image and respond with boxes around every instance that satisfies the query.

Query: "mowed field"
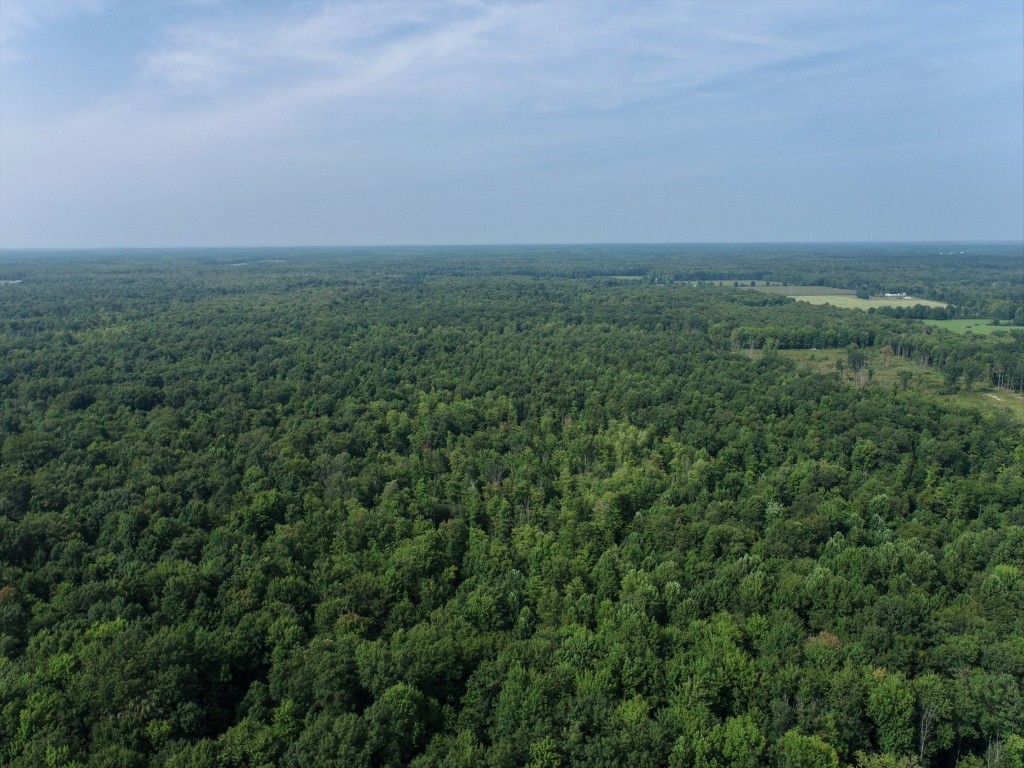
[767,348,1024,420]
[750,284,948,310]
[751,285,855,296]
[792,294,948,310]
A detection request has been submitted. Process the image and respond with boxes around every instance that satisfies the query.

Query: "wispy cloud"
[10,0,982,138]
[0,0,107,63]
[2,0,1020,246]
[136,1,855,119]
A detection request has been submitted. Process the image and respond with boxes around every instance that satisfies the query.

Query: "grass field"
[922,319,1020,335]
[791,295,949,310]
[691,280,784,287]
[751,285,855,296]
[750,285,949,310]
[765,348,1023,420]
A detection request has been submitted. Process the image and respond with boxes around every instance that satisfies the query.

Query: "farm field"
[751,284,855,296]
[751,284,949,309]
[691,279,785,286]
[791,294,948,310]
[771,348,1024,420]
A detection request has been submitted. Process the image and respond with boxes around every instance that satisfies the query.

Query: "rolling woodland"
[0,244,1022,768]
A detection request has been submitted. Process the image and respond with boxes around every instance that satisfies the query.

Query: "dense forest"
[0,244,1022,768]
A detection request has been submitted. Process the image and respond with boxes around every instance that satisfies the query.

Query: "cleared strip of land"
[768,348,1024,420]
[751,284,948,309]
[752,285,855,296]
[922,319,1018,335]
[790,294,949,310]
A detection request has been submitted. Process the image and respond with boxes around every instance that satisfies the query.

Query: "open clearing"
[791,294,949,310]
[764,348,1023,420]
[922,319,1020,335]
[689,280,786,287]
[751,285,948,310]
[752,285,855,296]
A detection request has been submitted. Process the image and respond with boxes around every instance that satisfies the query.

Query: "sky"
[0,0,1022,248]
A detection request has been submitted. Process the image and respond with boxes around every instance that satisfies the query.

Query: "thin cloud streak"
[0,0,107,63]
[134,2,860,121]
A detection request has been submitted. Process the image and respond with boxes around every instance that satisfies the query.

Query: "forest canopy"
[0,244,1022,768]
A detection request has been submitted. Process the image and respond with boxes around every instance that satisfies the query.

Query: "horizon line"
[3,239,1023,252]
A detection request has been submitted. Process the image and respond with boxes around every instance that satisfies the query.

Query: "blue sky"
[1,0,1021,247]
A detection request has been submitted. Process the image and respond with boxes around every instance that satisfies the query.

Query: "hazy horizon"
[3,240,1022,257]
